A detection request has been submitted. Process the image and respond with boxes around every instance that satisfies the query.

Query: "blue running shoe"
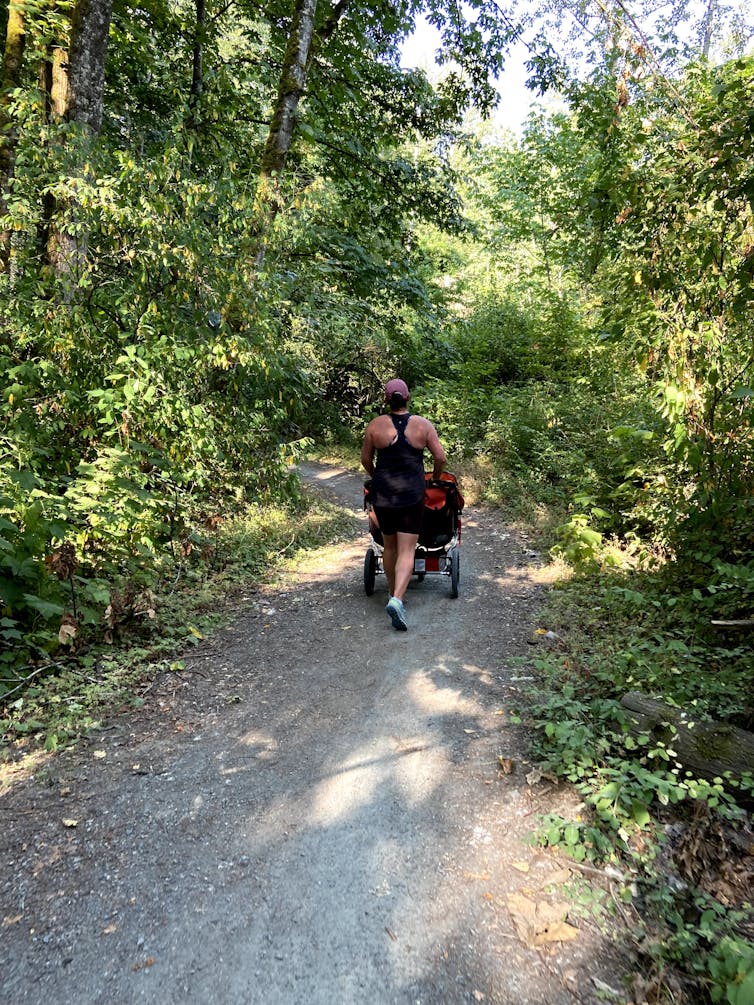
[386,596,408,631]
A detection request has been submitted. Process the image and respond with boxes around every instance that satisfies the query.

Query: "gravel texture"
[0,462,632,1004]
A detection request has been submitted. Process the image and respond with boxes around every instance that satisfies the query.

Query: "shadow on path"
[0,463,632,1005]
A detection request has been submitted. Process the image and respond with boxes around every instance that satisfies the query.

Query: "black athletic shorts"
[373,500,425,536]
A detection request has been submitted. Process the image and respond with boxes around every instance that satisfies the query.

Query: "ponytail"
[389,391,407,410]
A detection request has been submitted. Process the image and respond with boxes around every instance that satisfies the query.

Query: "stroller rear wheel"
[449,548,460,598]
[364,548,377,596]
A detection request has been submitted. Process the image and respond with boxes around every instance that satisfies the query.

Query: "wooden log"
[620,691,754,784]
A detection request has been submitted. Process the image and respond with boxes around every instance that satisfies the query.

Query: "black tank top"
[371,414,426,507]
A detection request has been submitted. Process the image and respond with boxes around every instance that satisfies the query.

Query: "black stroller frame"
[363,472,464,598]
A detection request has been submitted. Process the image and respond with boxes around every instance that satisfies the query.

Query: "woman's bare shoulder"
[407,414,435,431]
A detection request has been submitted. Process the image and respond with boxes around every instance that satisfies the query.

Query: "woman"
[361,378,447,631]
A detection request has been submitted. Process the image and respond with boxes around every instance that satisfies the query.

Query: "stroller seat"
[418,474,464,549]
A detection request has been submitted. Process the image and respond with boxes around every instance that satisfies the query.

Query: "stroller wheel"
[364,548,377,596]
[449,549,460,598]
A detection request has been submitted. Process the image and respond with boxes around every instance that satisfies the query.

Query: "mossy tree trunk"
[44,0,114,291]
[0,0,27,272]
[621,691,754,783]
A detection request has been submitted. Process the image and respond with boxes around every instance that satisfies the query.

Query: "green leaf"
[631,801,651,828]
[22,594,65,619]
[563,823,579,845]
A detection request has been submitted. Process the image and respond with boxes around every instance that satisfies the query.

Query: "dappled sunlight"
[285,537,368,581]
[303,731,449,823]
[391,735,447,808]
[476,567,539,590]
[233,728,279,762]
[307,742,386,826]
[461,662,497,687]
[406,666,486,719]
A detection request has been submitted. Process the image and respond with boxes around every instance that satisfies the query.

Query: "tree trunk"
[260,0,318,181]
[40,45,70,120]
[67,0,114,133]
[700,0,718,59]
[0,0,27,270]
[41,45,71,278]
[620,691,754,784]
[45,0,113,288]
[252,0,351,268]
[253,0,319,268]
[191,0,205,102]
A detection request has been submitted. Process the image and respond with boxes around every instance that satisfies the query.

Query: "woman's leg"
[382,533,397,596]
[392,532,419,601]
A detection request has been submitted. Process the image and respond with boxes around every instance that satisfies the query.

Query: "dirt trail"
[1,463,630,1004]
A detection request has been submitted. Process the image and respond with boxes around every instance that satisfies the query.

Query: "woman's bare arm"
[360,424,376,475]
[426,422,447,479]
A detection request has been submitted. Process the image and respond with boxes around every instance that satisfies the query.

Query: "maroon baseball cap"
[384,378,409,401]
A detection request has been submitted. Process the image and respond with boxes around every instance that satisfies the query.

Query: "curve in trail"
[1,463,628,1005]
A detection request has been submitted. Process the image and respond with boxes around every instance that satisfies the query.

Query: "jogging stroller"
[363,472,464,598]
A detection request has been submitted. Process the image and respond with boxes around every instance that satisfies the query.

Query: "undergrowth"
[0,485,359,758]
[520,563,754,1004]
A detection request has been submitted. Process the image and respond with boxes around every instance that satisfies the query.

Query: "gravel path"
[0,462,631,1004]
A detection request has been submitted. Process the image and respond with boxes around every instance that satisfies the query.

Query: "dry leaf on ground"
[507,892,579,947]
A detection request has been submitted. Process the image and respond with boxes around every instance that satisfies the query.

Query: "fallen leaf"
[473,992,485,1002]
[497,756,514,774]
[58,614,78,645]
[93,750,107,760]
[537,919,580,944]
[541,868,572,887]
[62,818,78,828]
[464,871,490,881]
[102,924,118,935]
[511,861,530,873]
[507,893,579,947]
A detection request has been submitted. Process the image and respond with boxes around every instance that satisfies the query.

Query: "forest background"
[1,0,753,1000]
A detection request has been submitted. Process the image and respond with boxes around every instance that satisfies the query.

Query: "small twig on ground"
[278,535,297,555]
[609,883,634,927]
[170,665,209,679]
[561,858,628,884]
[1,662,64,702]
[169,564,184,595]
